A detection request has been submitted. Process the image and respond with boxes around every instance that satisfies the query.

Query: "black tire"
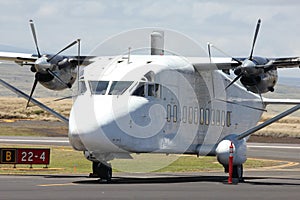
[232,165,243,181]
[96,162,112,181]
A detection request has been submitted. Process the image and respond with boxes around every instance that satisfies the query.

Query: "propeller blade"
[47,40,78,62]
[232,57,243,65]
[249,19,261,60]
[77,39,81,95]
[46,69,72,88]
[26,77,39,108]
[29,20,41,58]
[225,73,242,90]
[54,96,73,102]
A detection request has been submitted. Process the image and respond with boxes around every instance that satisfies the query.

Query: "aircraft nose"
[68,95,120,152]
[69,94,165,153]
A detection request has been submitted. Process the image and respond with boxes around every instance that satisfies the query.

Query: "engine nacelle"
[39,67,77,90]
[33,55,77,91]
[215,135,247,166]
[240,69,278,94]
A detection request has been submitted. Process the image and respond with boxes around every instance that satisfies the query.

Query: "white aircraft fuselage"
[68,55,263,163]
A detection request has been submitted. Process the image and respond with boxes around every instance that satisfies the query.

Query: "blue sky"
[1,0,300,76]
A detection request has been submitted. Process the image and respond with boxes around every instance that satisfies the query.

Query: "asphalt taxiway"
[0,137,299,200]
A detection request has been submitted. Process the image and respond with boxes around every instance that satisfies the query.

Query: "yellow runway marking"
[38,183,76,187]
[247,157,299,171]
[262,161,299,170]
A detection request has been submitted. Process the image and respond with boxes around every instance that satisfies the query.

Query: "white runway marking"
[0,139,68,143]
[248,144,300,149]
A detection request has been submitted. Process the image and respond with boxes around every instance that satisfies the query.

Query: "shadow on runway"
[44,175,89,179]
[244,177,300,186]
[74,175,227,184]
[72,176,300,186]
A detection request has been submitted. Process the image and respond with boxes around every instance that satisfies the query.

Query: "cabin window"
[173,105,177,122]
[79,81,87,94]
[182,106,187,123]
[108,81,133,95]
[205,108,210,125]
[194,107,198,124]
[167,104,171,122]
[211,110,215,125]
[200,108,204,125]
[89,81,109,95]
[188,107,193,124]
[216,110,220,126]
[226,111,232,127]
[221,111,225,126]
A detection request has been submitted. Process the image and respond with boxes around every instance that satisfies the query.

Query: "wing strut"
[236,104,300,140]
[0,78,68,124]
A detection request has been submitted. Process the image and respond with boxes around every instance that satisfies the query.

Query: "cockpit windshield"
[108,81,133,95]
[89,81,109,95]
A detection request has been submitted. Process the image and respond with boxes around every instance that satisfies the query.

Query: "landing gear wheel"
[233,165,244,182]
[95,162,112,182]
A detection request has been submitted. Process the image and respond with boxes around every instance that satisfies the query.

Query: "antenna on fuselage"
[127,47,131,64]
[151,31,164,55]
[207,42,212,63]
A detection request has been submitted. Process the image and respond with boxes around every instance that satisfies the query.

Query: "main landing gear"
[90,161,112,182]
[224,164,244,183]
[233,165,244,182]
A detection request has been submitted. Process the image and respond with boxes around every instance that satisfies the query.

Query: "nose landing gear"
[90,161,112,182]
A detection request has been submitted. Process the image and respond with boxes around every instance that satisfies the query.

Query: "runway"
[0,137,299,200]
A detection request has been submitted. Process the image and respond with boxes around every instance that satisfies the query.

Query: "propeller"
[26,20,80,108]
[226,19,262,89]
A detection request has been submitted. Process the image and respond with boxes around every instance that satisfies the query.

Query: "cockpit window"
[89,81,109,95]
[132,82,160,98]
[132,82,145,97]
[108,81,133,95]
[148,83,160,98]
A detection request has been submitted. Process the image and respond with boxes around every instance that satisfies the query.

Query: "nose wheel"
[90,161,112,182]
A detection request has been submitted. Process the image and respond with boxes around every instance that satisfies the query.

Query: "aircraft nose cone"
[69,95,120,152]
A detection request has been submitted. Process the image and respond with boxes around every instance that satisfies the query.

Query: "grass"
[0,97,71,121]
[0,144,280,175]
[0,144,91,175]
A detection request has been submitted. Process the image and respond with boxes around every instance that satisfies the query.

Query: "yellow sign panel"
[0,149,17,164]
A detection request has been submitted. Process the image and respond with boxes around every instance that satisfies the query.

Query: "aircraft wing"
[187,57,240,70]
[188,56,300,71]
[0,51,38,65]
[0,51,95,66]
